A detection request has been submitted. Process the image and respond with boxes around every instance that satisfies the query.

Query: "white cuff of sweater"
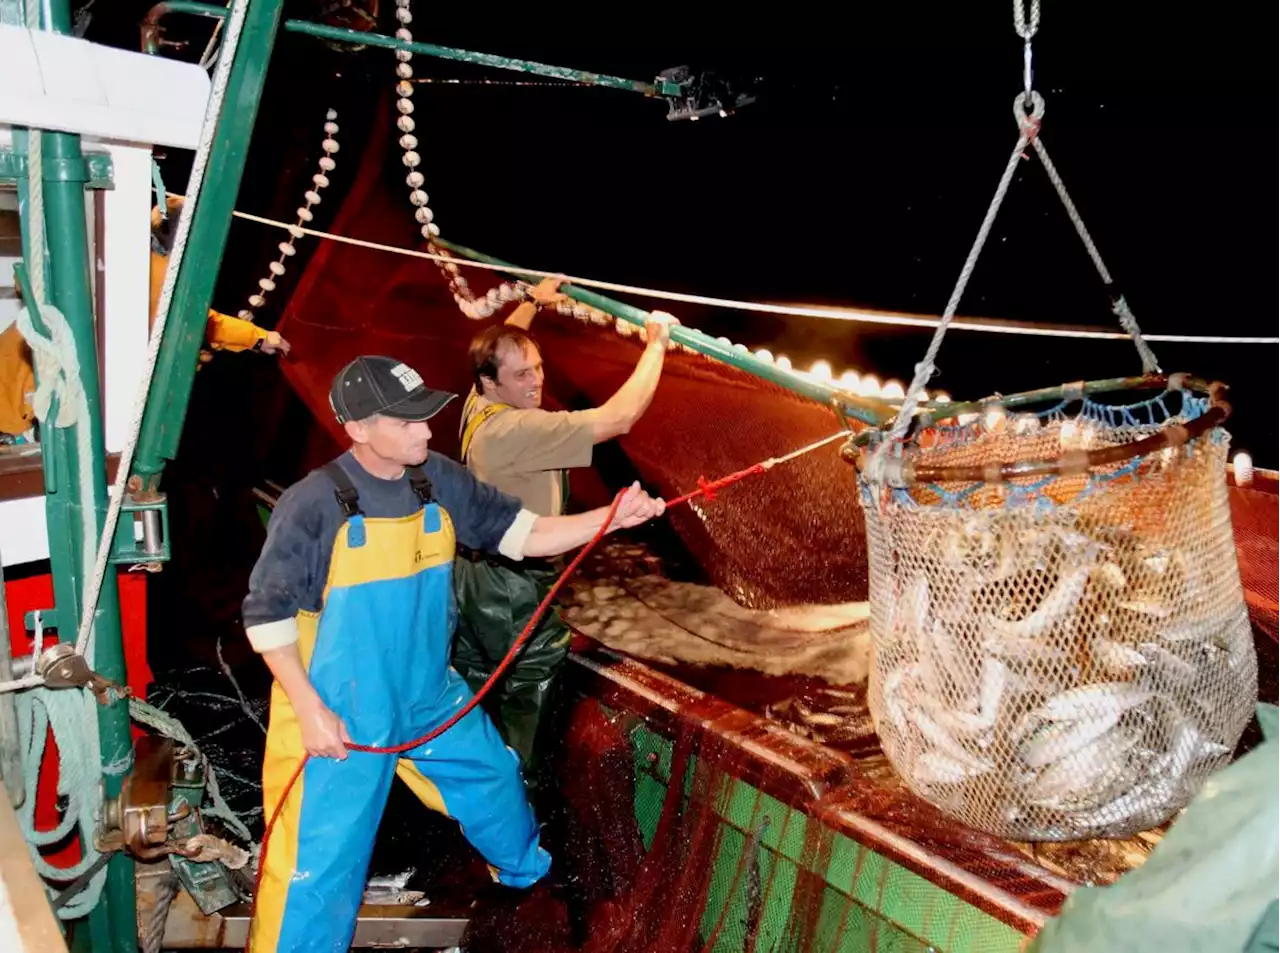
[497,508,538,561]
[245,617,299,652]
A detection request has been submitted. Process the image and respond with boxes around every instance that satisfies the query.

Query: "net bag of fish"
[851,376,1257,840]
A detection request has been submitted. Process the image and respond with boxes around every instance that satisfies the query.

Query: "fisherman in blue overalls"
[242,355,665,953]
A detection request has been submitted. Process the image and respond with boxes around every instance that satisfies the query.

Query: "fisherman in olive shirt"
[455,277,677,796]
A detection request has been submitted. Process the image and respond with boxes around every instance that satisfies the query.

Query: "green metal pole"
[281,20,679,96]
[15,0,135,943]
[132,0,288,486]
[431,238,896,427]
[142,2,681,96]
[43,131,137,953]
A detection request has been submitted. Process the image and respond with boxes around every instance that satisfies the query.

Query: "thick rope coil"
[14,685,107,919]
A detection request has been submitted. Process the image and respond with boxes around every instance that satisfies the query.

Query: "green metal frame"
[0,150,114,189]
[143,1,683,97]
[131,0,288,487]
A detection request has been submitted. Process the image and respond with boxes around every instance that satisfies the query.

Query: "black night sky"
[90,2,1277,467]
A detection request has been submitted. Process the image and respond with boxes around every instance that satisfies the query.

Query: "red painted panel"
[4,569,150,870]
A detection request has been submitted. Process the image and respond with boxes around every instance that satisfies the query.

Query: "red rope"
[665,463,766,508]
[244,463,766,950]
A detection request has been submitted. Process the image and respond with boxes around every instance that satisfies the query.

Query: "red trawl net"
[275,104,868,610]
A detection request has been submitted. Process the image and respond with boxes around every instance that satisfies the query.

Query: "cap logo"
[390,363,424,393]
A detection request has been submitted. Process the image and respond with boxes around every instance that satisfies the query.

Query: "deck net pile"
[460,685,1021,953]
[860,389,1257,840]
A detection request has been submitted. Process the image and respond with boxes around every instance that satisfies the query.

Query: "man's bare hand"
[644,310,679,348]
[528,277,566,307]
[298,698,351,759]
[261,331,291,355]
[608,481,666,532]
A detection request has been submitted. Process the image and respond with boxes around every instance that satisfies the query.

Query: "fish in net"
[857,387,1257,840]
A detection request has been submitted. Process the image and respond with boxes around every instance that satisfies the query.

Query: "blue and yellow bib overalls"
[250,463,551,953]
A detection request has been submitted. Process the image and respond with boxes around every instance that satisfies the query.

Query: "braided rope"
[1013,0,1041,39]
[1030,137,1161,373]
[872,94,1043,480]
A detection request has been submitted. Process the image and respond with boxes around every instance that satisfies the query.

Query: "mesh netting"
[860,390,1258,840]
[459,680,1033,953]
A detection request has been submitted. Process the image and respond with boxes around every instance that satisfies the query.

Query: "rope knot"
[1013,90,1046,153]
[14,303,86,428]
[695,475,717,501]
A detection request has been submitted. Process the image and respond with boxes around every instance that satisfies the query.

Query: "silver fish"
[912,750,984,785]
[1027,730,1138,808]
[1141,552,1172,576]
[983,633,1069,662]
[879,666,909,734]
[923,659,1009,740]
[1118,599,1173,619]
[1094,638,1148,675]
[898,574,931,642]
[1022,711,1121,769]
[1165,720,1232,778]
[912,708,993,772]
[989,565,1091,641]
[1041,682,1152,722]
[1137,642,1197,684]
[1063,778,1174,831]
[1093,562,1127,589]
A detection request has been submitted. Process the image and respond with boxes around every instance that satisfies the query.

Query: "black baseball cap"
[329,356,456,424]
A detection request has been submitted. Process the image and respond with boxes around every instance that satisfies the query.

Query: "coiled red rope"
[242,438,839,950]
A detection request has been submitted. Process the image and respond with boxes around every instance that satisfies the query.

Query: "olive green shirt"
[461,389,595,517]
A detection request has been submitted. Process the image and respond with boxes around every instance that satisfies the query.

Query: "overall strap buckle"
[405,466,434,504]
[322,461,363,518]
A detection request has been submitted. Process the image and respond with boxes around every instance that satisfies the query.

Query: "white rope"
[761,430,851,469]
[1013,0,1040,38]
[876,94,1041,460]
[217,207,1278,346]
[1030,136,1161,373]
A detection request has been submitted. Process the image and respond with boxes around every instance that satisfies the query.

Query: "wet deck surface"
[562,535,1171,889]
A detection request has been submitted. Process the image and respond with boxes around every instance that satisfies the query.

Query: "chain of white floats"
[237,110,342,318]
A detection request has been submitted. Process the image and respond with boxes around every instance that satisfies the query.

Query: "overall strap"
[460,401,511,464]
[322,461,362,517]
[405,466,434,504]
